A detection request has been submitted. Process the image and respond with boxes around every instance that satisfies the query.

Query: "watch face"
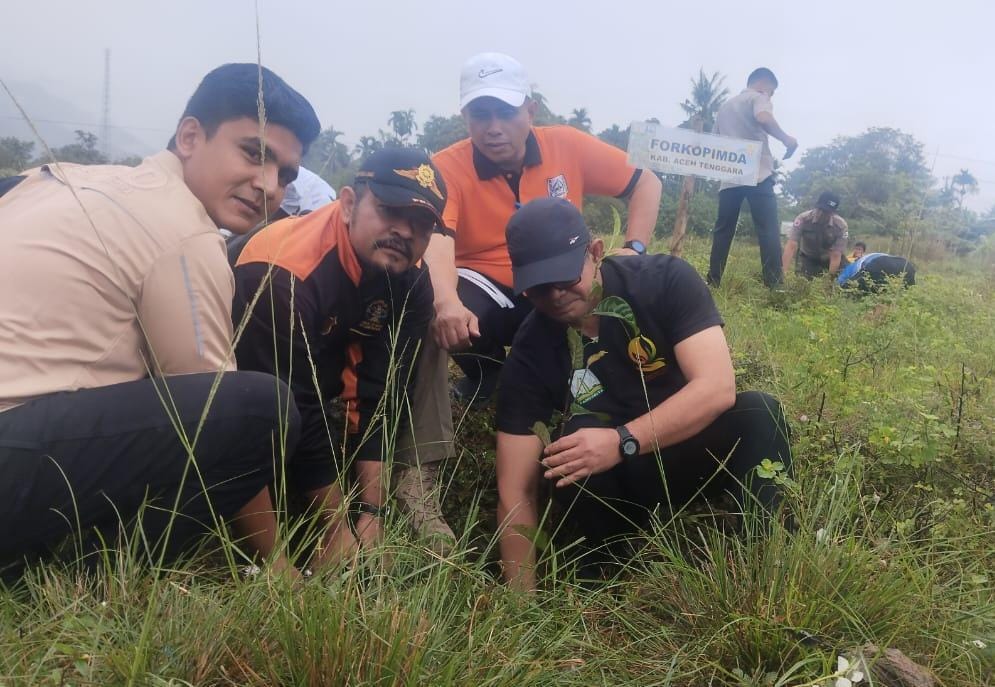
[626,240,646,254]
[622,439,639,456]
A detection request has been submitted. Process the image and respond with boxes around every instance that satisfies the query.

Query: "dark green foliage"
[417,114,468,153]
[0,136,34,173]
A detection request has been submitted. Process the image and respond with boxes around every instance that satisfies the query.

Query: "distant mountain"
[0,80,160,160]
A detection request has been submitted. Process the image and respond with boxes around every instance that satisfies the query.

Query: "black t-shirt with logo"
[496,255,723,434]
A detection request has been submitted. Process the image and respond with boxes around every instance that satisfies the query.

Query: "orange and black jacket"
[231,201,433,482]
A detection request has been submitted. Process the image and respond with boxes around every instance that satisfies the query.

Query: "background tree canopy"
[2,71,987,256]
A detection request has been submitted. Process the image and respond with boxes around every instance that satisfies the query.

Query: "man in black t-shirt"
[495,198,791,590]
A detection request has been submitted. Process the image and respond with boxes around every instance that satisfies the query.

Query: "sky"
[2,0,993,213]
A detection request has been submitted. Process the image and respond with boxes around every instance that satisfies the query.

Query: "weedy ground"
[2,236,992,686]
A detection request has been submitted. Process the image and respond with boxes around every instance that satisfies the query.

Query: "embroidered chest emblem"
[570,368,604,404]
[355,299,389,333]
[546,174,568,199]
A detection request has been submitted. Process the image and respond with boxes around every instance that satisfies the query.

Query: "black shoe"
[453,369,500,407]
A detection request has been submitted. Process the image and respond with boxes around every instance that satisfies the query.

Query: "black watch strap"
[616,425,640,459]
[354,502,388,518]
[623,239,647,254]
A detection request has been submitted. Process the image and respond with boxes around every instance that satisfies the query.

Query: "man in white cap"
[276,166,336,218]
[394,52,662,550]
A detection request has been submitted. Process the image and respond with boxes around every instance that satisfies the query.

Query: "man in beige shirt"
[707,67,798,288]
[0,63,319,577]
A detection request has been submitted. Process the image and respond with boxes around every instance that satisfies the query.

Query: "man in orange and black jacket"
[231,148,445,566]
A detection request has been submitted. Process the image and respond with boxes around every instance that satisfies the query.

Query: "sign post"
[627,121,762,256]
[670,115,702,256]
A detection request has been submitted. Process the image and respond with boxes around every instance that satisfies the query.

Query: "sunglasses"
[523,275,582,298]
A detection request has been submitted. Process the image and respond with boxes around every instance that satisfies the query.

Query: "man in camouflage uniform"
[782,191,848,277]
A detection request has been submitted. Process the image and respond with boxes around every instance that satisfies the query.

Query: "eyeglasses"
[523,275,582,298]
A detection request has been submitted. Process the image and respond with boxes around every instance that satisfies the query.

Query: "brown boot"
[394,463,455,555]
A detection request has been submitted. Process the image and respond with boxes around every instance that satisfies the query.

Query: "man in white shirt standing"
[707,67,798,288]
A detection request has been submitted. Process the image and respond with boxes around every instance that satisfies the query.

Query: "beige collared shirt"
[0,151,235,412]
[714,88,776,189]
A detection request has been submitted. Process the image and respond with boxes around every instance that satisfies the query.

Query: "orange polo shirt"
[432,125,640,288]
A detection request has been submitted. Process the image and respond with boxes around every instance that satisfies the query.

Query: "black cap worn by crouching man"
[506,197,591,294]
[227,147,447,264]
[817,191,841,213]
[354,147,448,229]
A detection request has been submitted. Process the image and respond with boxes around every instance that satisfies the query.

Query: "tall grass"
[1,237,993,685]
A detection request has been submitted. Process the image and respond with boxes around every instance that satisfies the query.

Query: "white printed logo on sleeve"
[570,368,604,403]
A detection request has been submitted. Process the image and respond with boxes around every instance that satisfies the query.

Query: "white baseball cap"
[459,52,531,110]
[280,166,336,215]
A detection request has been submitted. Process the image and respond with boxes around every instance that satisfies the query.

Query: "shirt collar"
[472,130,542,180]
[148,150,185,180]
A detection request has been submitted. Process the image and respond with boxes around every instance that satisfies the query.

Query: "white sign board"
[627,121,762,185]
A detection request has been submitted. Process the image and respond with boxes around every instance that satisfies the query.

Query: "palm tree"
[387,109,417,143]
[306,126,350,177]
[530,89,566,126]
[679,69,729,132]
[354,136,383,162]
[951,168,979,209]
[568,108,592,133]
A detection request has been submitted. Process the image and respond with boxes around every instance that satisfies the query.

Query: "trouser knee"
[217,371,301,469]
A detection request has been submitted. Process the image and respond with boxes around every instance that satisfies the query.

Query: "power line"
[933,152,995,166]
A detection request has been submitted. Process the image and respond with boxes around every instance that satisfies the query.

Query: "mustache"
[375,238,412,259]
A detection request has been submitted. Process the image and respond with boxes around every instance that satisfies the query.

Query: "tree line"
[2,69,991,256]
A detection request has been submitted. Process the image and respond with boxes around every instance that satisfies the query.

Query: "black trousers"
[554,391,791,553]
[0,371,300,568]
[850,256,917,292]
[708,177,783,287]
[452,275,533,381]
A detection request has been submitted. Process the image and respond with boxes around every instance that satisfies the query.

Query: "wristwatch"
[354,502,388,518]
[623,239,647,254]
[616,425,640,460]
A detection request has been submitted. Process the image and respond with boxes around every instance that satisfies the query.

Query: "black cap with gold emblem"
[354,148,448,229]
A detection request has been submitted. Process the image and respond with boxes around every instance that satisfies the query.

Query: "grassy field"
[1,236,993,686]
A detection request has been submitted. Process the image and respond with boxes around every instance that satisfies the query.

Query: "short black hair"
[855,241,867,250]
[168,63,320,153]
[747,67,779,88]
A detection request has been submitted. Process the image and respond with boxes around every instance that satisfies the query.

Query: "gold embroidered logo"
[627,335,666,373]
[395,164,443,200]
[355,299,389,333]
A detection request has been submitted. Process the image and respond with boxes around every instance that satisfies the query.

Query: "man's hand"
[782,136,799,160]
[542,428,622,487]
[432,297,480,351]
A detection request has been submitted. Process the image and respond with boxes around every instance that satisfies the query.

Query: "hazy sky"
[2,0,993,212]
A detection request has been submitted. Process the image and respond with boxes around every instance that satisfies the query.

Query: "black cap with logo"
[506,197,591,295]
[354,148,448,229]
[817,191,841,212]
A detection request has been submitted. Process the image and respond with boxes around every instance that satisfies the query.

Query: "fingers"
[545,434,580,457]
[433,312,479,351]
[541,458,589,487]
[556,469,589,488]
[431,319,450,349]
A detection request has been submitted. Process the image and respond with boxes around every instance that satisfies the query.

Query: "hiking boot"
[393,463,455,555]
